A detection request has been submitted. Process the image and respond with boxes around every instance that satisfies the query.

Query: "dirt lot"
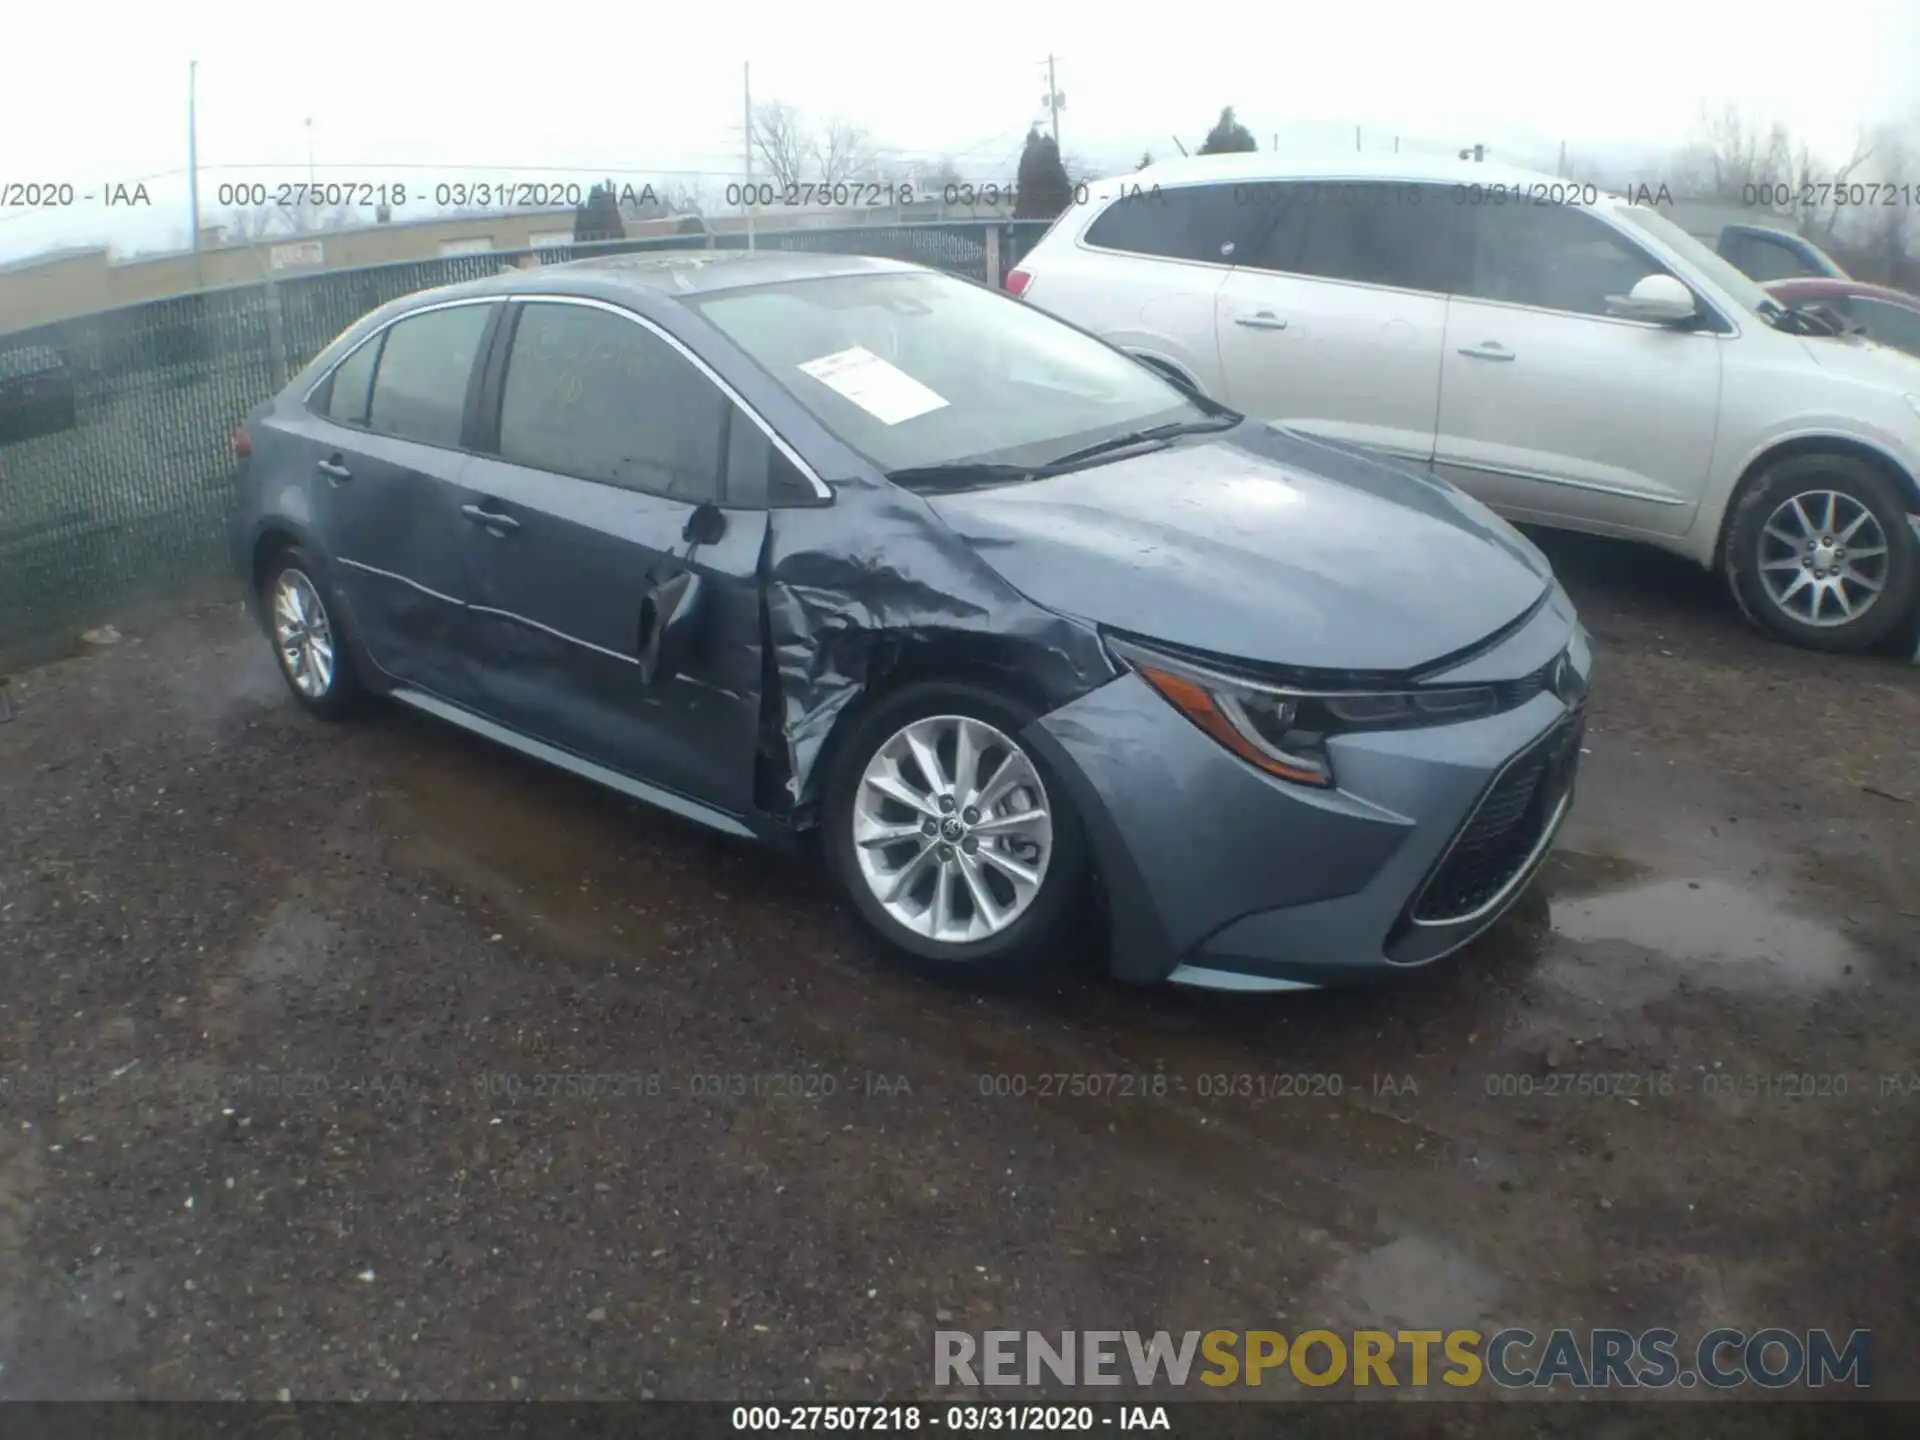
[0,531,1916,1416]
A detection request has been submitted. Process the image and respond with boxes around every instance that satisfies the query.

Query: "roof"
[0,244,108,275]
[536,249,919,295]
[1764,276,1920,306]
[1112,150,1560,192]
[354,250,924,323]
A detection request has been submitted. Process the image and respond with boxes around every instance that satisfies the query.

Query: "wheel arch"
[785,628,1115,829]
[250,523,306,595]
[1716,434,1920,569]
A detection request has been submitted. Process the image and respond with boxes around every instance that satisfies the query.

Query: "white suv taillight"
[1004,268,1033,298]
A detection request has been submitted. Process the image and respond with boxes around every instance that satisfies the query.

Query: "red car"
[1764,276,1920,359]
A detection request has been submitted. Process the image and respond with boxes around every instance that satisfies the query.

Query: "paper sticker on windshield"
[797,346,949,426]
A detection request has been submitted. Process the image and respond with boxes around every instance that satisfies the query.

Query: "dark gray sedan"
[228,252,1589,990]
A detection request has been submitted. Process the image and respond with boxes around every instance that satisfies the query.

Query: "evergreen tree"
[1014,128,1073,220]
[572,180,627,243]
[1198,107,1257,155]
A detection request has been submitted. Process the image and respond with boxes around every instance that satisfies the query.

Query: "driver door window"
[1462,203,1670,318]
[498,302,726,503]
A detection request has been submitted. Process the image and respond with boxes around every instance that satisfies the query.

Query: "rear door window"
[365,304,494,448]
[1082,183,1259,265]
[1241,182,1463,294]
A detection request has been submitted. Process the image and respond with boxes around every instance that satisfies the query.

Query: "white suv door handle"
[1234,312,1288,331]
[1457,342,1515,361]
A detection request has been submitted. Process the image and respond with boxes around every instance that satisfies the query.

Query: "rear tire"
[823,683,1090,976]
[262,547,365,719]
[1724,453,1917,653]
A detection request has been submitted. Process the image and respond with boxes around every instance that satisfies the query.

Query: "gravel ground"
[0,531,1916,1412]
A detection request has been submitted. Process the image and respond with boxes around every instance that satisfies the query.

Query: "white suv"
[1008,152,1920,653]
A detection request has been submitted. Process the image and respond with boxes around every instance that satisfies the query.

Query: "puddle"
[1548,877,1865,997]
[1309,1232,1504,1333]
[1537,849,1653,900]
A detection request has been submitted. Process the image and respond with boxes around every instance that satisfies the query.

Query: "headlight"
[1107,637,1500,789]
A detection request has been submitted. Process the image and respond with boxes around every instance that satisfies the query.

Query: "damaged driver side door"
[455,296,777,818]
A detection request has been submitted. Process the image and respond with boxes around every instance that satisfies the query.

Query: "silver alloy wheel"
[1757,489,1890,628]
[272,568,336,699]
[851,714,1055,944]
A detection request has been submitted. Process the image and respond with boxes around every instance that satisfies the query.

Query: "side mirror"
[1605,274,1698,326]
[639,569,705,687]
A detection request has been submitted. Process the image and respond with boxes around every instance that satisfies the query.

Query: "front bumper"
[1025,592,1590,989]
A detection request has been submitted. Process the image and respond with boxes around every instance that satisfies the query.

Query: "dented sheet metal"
[759,471,1117,806]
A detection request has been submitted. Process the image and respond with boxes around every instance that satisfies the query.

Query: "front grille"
[1411,717,1582,925]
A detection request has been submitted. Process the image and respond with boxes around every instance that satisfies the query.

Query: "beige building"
[0,200,1010,336]
[0,209,594,334]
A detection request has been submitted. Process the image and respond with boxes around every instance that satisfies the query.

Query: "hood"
[924,424,1553,674]
[1797,330,1920,387]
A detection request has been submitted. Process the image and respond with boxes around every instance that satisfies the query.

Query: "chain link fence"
[0,220,1052,660]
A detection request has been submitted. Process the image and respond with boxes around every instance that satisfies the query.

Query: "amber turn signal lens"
[1136,665,1330,786]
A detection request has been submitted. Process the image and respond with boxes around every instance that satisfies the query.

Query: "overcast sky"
[4,0,1917,262]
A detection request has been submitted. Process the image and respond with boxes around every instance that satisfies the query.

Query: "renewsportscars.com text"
[934,1327,1872,1390]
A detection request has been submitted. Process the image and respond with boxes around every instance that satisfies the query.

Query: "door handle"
[1457,343,1515,361]
[1234,312,1289,330]
[317,457,352,482]
[460,503,520,534]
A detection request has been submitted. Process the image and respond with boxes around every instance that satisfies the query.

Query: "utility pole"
[1557,138,1567,177]
[305,117,315,187]
[1041,55,1065,148]
[188,60,203,286]
[742,61,755,251]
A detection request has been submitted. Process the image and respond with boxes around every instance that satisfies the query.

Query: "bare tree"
[1780,129,1877,238]
[1673,103,1793,201]
[663,180,710,218]
[223,200,358,244]
[614,176,669,223]
[922,156,966,191]
[815,118,876,187]
[1842,122,1918,284]
[224,207,279,243]
[752,101,809,191]
[280,195,359,235]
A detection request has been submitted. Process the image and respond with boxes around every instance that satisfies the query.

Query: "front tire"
[1725,453,1917,653]
[823,683,1090,975]
[263,547,364,719]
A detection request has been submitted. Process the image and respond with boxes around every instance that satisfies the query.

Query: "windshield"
[1605,202,1779,318]
[686,269,1212,476]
